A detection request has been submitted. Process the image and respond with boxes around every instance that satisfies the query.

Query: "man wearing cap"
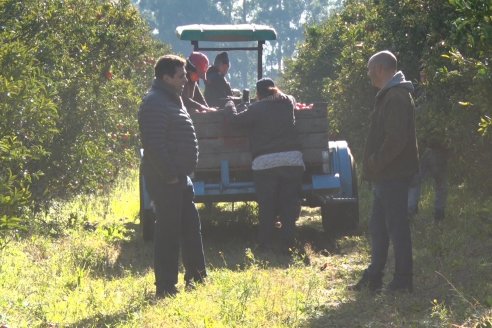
[205,51,237,108]
[225,78,305,253]
[182,52,214,113]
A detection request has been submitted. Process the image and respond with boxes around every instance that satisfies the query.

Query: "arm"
[224,100,254,126]
[182,82,209,112]
[139,104,179,183]
[193,84,209,108]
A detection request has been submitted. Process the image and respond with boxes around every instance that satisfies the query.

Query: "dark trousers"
[368,177,413,282]
[146,176,206,290]
[408,147,448,215]
[253,166,304,247]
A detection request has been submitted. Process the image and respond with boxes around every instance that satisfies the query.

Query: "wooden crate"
[190,103,329,171]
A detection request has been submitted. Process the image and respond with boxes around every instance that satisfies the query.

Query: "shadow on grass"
[65,304,143,328]
[107,202,346,278]
[301,290,431,328]
[193,202,342,270]
[301,198,492,328]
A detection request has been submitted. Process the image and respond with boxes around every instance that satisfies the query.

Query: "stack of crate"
[190,103,329,174]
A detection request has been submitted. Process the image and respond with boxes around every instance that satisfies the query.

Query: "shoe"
[386,279,413,293]
[156,285,178,299]
[348,270,383,293]
[185,276,206,291]
[185,282,196,291]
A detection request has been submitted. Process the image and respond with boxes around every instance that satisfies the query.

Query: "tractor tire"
[321,160,359,234]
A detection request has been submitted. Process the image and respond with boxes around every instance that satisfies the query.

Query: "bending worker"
[225,78,305,253]
[182,52,214,113]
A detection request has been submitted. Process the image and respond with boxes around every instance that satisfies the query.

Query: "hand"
[166,177,179,184]
[224,100,235,109]
[236,103,248,112]
[197,106,217,113]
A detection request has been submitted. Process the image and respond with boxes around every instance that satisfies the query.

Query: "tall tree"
[1,0,167,230]
[134,0,344,90]
[282,0,492,191]
[245,0,341,80]
[135,0,229,56]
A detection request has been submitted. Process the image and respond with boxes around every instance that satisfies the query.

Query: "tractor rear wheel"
[321,161,359,234]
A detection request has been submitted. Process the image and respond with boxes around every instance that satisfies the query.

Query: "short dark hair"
[154,55,186,79]
[369,50,397,71]
[256,77,276,99]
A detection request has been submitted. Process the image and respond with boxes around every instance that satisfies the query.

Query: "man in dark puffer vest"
[138,54,206,298]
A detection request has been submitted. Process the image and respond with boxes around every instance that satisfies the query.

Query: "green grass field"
[0,170,491,327]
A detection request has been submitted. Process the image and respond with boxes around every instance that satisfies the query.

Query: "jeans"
[408,148,448,217]
[367,177,413,282]
[146,175,206,290]
[253,166,304,247]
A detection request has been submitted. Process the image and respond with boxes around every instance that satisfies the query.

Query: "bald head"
[368,50,397,72]
[367,50,398,89]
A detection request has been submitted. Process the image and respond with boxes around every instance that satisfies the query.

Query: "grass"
[0,169,491,327]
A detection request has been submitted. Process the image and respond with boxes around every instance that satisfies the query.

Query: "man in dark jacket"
[349,50,418,293]
[138,55,206,298]
[204,52,239,108]
[225,78,305,253]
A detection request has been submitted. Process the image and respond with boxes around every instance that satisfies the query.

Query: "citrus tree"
[0,0,169,238]
[282,0,491,191]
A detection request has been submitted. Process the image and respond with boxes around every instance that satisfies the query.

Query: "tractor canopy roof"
[176,24,277,42]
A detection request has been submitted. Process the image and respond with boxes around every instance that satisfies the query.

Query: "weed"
[0,169,490,327]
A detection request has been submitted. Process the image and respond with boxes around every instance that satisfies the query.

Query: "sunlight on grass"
[0,169,490,327]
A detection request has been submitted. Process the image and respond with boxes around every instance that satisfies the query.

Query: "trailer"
[140,24,358,241]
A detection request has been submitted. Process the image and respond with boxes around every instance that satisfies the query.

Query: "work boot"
[185,275,206,291]
[348,270,383,293]
[386,278,413,293]
[155,285,178,299]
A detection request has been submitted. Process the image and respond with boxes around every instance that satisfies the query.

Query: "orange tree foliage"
[282,0,492,193]
[0,0,169,230]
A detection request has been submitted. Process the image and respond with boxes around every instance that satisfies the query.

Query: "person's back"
[225,78,304,252]
[238,93,301,159]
